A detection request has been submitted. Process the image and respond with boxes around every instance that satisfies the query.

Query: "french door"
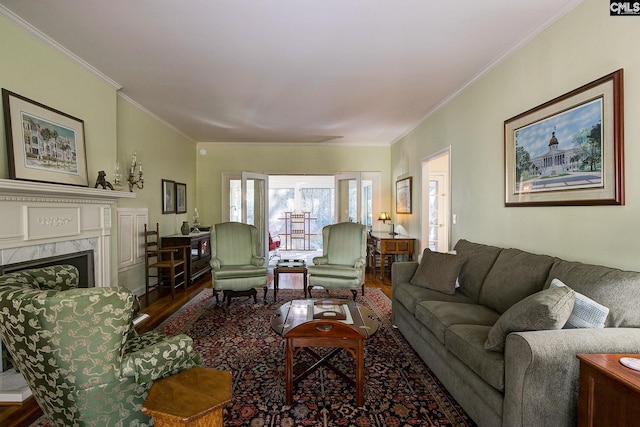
[241,171,269,258]
[334,172,362,223]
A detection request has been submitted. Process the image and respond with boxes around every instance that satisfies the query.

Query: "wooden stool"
[142,367,232,427]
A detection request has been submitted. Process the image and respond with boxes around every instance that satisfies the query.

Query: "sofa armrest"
[504,327,640,427]
[391,262,418,298]
[120,334,200,383]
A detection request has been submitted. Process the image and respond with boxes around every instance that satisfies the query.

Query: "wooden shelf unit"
[279,212,316,251]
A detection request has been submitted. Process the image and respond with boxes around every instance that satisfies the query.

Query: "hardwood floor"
[0,269,392,426]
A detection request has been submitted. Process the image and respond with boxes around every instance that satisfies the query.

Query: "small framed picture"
[175,182,187,213]
[396,177,412,214]
[162,179,175,214]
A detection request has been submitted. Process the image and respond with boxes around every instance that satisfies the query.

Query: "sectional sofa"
[392,239,640,427]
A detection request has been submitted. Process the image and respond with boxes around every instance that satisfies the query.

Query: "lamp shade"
[378,212,391,221]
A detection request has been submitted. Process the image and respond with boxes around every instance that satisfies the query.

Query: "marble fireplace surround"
[0,178,134,285]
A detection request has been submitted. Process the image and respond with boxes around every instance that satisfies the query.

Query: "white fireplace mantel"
[0,178,136,201]
[0,178,136,287]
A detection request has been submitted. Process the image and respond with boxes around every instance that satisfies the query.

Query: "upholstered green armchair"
[210,222,268,305]
[0,265,201,427]
[307,222,367,300]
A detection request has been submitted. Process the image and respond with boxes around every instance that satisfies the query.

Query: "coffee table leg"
[285,337,293,405]
[356,338,364,406]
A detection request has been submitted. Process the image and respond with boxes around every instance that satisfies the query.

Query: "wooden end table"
[577,353,640,426]
[271,299,379,406]
[142,366,232,427]
[273,260,308,301]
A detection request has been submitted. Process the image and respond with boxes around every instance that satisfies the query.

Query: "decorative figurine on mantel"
[94,170,114,190]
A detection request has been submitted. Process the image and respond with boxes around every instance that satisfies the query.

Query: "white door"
[241,171,269,259]
[421,149,450,252]
[334,172,361,223]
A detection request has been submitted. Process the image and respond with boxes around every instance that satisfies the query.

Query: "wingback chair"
[210,222,268,305]
[307,222,367,300]
[0,265,201,427]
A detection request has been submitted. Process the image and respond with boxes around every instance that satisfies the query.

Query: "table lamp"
[378,212,398,236]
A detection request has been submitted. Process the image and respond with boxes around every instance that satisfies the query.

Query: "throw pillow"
[484,286,575,352]
[549,278,609,328]
[410,248,466,295]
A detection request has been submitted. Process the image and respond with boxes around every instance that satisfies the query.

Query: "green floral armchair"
[0,265,201,427]
[307,222,367,300]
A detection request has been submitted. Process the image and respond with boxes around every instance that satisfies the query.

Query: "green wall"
[391,0,640,271]
[195,143,391,226]
[0,14,197,291]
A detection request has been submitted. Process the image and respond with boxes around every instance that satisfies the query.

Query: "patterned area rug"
[29,288,476,426]
[159,288,475,426]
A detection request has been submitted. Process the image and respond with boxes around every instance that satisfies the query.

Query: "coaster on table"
[619,357,640,371]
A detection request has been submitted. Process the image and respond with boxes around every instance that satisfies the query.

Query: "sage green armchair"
[307,222,367,300]
[210,222,268,305]
[0,265,201,427]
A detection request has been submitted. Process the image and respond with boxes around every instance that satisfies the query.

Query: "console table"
[577,353,640,426]
[368,232,415,279]
[161,232,211,285]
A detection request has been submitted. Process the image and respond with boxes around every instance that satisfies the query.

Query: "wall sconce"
[128,151,144,192]
[378,212,398,236]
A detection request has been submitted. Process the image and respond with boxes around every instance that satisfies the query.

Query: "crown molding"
[0,4,122,90]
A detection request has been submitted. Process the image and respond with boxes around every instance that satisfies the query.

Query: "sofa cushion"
[415,301,500,344]
[410,249,466,295]
[453,239,502,303]
[546,260,640,327]
[484,286,575,352]
[478,248,556,314]
[394,283,474,316]
[445,324,505,392]
[549,278,609,328]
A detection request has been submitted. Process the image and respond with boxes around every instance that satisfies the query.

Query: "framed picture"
[2,89,89,187]
[396,177,412,214]
[162,179,175,214]
[175,182,187,213]
[504,69,624,206]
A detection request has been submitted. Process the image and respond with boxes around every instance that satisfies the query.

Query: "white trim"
[0,5,121,90]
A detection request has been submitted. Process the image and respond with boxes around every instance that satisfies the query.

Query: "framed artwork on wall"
[162,179,175,214]
[396,177,412,214]
[504,69,624,206]
[2,89,89,187]
[175,182,187,213]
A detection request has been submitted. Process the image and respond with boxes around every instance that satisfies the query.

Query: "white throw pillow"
[549,278,609,328]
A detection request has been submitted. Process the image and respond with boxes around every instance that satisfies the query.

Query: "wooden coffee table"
[271,299,379,406]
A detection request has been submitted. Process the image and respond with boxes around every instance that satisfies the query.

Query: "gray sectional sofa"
[391,239,640,427]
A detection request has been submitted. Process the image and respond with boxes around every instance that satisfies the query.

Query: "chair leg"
[351,290,357,301]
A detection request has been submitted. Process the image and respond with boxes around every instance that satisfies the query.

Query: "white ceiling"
[0,0,582,145]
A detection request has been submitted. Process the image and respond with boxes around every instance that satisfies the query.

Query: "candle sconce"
[127,151,144,192]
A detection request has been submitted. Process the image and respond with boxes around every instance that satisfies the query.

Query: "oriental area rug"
[31,288,476,427]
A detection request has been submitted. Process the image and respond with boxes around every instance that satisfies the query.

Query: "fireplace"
[0,250,95,287]
[0,178,135,401]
